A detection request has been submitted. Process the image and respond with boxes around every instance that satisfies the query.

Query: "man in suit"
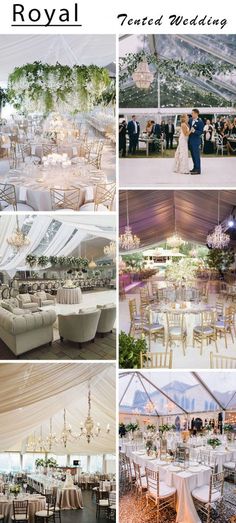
[127,115,140,154]
[188,108,204,175]
[165,120,175,149]
[153,122,161,138]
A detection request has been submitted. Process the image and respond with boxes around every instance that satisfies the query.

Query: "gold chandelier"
[207,193,230,249]
[7,216,30,251]
[104,241,116,262]
[119,192,140,251]
[60,409,78,449]
[88,258,97,269]
[132,58,154,89]
[79,383,110,444]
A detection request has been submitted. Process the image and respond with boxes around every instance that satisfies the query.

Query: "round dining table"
[57,287,82,304]
[0,495,46,523]
[57,487,83,509]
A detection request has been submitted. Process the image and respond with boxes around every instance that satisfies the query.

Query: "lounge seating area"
[0,214,116,360]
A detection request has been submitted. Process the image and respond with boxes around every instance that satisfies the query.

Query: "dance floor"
[120,483,236,523]
[119,157,236,187]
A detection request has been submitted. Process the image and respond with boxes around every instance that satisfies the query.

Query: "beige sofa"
[0,304,56,356]
[34,291,56,307]
[97,304,116,335]
[16,293,39,310]
[58,309,101,347]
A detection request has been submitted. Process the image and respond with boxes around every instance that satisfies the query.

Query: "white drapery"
[0,363,115,454]
[0,217,52,277]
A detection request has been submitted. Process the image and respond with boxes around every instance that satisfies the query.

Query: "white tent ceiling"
[0,214,116,275]
[0,363,116,455]
[0,35,115,83]
[119,190,236,248]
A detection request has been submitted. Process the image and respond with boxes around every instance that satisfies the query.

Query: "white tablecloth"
[57,287,82,304]
[132,451,211,523]
[0,496,46,523]
[2,165,106,211]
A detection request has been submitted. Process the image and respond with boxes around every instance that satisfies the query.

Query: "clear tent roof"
[119,35,236,108]
[119,372,236,416]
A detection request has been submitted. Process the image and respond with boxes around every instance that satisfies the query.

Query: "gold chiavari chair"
[213,306,234,348]
[210,352,236,369]
[128,298,143,337]
[42,144,58,156]
[191,472,224,523]
[193,310,217,356]
[50,188,81,211]
[142,312,165,351]
[133,461,147,500]
[79,182,115,212]
[140,350,173,369]
[166,312,187,356]
[145,467,176,523]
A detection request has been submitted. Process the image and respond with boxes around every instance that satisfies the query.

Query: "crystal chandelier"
[26,426,47,453]
[104,241,116,262]
[167,196,184,249]
[167,233,185,249]
[79,383,110,444]
[119,192,140,251]
[7,216,30,251]
[207,193,230,249]
[132,58,154,89]
[45,417,58,451]
[88,258,97,269]
[60,409,78,449]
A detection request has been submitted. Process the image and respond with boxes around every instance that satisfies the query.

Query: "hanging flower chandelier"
[104,241,116,262]
[7,217,30,251]
[79,383,110,444]
[60,409,78,449]
[132,58,154,90]
[119,192,140,251]
[207,193,230,249]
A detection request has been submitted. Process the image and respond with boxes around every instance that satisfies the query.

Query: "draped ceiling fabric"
[119,190,236,249]
[0,35,115,83]
[0,215,116,275]
[0,363,116,455]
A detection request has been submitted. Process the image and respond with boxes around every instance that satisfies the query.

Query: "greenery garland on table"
[25,254,89,269]
[8,61,112,114]
[119,50,234,87]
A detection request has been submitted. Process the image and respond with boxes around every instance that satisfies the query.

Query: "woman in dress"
[174,114,191,174]
[203,119,214,154]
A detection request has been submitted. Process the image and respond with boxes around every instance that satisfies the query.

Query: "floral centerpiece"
[125,423,139,433]
[10,484,21,497]
[207,437,222,449]
[165,258,197,285]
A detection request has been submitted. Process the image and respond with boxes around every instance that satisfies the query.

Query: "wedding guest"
[165,120,175,149]
[160,120,166,134]
[153,122,161,139]
[203,119,214,154]
[146,119,153,135]
[127,114,140,154]
[119,119,127,157]
[220,122,230,145]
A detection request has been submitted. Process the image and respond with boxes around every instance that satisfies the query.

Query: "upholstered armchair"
[58,309,101,347]
[34,291,56,307]
[96,305,116,335]
[16,293,39,310]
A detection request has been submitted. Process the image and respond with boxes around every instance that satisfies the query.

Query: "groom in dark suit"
[188,109,204,175]
[127,115,140,154]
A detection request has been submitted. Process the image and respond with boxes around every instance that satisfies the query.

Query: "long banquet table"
[0,495,46,523]
[131,450,211,523]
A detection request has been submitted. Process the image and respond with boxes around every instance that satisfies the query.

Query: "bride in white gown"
[174,114,191,174]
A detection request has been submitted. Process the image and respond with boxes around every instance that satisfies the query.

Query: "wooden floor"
[0,332,116,360]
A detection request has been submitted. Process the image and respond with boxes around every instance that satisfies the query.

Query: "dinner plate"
[167,465,182,472]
